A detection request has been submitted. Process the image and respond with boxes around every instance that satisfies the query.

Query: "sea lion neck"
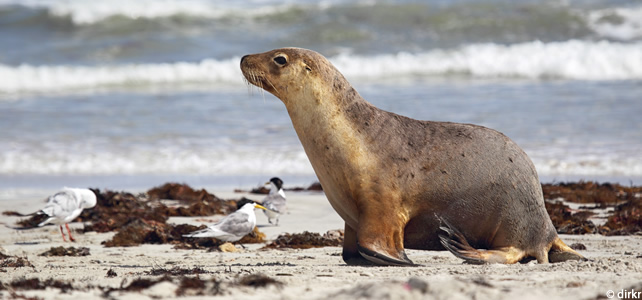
[283,72,375,142]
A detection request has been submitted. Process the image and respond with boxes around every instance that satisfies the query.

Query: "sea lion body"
[240,48,583,265]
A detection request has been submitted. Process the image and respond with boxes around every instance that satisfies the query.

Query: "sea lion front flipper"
[355,211,415,266]
[438,217,526,264]
[342,223,377,266]
[357,243,414,266]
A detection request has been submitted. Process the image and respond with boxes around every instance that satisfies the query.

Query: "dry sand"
[1,189,641,299]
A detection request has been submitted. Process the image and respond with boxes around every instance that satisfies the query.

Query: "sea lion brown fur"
[240,47,584,266]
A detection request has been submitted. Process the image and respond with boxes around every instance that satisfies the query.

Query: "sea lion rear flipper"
[548,237,587,263]
[438,217,526,264]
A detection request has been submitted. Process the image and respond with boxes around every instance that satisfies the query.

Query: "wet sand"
[1,189,641,299]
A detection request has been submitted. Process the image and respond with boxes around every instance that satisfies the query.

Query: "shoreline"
[1,173,641,194]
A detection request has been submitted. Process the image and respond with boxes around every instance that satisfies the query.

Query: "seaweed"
[106,269,118,278]
[602,197,642,236]
[6,278,72,293]
[176,276,210,296]
[237,181,323,194]
[39,246,90,257]
[541,181,641,204]
[542,181,642,235]
[262,230,343,250]
[570,243,587,250]
[0,253,34,269]
[81,189,167,233]
[120,276,172,292]
[102,219,173,247]
[144,266,211,276]
[104,220,266,248]
[286,182,324,192]
[545,201,601,235]
[101,275,222,297]
[15,214,49,229]
[237,274,283,288]
[148,183,217,203]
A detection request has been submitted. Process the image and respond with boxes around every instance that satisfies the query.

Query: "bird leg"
[65,223,76,242]
[59,225,68,242]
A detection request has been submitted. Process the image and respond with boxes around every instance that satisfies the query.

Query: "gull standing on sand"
[35,187,97,242]
[183,199,267,243]
[260,177,287,226]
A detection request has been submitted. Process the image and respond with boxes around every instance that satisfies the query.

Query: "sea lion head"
[240,48,346,106]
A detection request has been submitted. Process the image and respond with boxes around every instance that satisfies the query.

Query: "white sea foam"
[4,0,642,42]
[1,40,640,95]
[0,0,294,24]
[0,147,314,176]
[1,144,640,177]
[0,58,243,94]
[333,40,642,81]
[531,152,642,178]
[586,6,642,41]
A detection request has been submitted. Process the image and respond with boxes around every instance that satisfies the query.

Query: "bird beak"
[264,181,270,186]
[254,204,267,210]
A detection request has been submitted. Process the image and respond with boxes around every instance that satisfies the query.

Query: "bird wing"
[261,194,286,213]
[217,211,254,236]
[38,189,85,226]
[183,226,229,239]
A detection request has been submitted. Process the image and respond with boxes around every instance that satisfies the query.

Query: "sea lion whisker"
[243,71,267,100]
[251,72,268,102]
[243,77,255,96]
[264,77,280,97]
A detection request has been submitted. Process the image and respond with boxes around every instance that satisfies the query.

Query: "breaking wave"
[1,40,640,95]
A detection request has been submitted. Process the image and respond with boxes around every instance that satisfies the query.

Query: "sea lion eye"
[273,55,287,66]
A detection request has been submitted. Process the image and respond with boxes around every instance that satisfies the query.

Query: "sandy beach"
[1,187,641,300]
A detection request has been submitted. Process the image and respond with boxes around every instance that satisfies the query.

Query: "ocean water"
[0,0,641,191]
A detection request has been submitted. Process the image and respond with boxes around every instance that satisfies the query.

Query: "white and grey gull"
[28,187,97,242]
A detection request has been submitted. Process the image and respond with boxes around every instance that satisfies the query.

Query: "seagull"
[35,187,97,242]
[260,177,287,226]
[183,199,267,243]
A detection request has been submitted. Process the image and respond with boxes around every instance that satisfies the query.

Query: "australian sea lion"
[240,47,584,266]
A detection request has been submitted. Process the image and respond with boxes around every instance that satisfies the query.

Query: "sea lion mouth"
[241,68,277,95]
[240,55,279,95]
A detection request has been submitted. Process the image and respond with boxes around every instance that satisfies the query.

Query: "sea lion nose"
[241,55,249,64]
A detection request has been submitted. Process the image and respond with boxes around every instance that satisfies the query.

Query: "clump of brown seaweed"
[602,196,642,235]
[39,246,90,257]
[143,266,211,276]
[237,274,283,288]
[240,181,324,194]
[0,253,34,271]
[1,278,73,293]
[542,181,639,204]
[263,230,343,250]
[543,181,641,235]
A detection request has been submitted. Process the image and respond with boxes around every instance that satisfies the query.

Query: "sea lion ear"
[302,62,312,72]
